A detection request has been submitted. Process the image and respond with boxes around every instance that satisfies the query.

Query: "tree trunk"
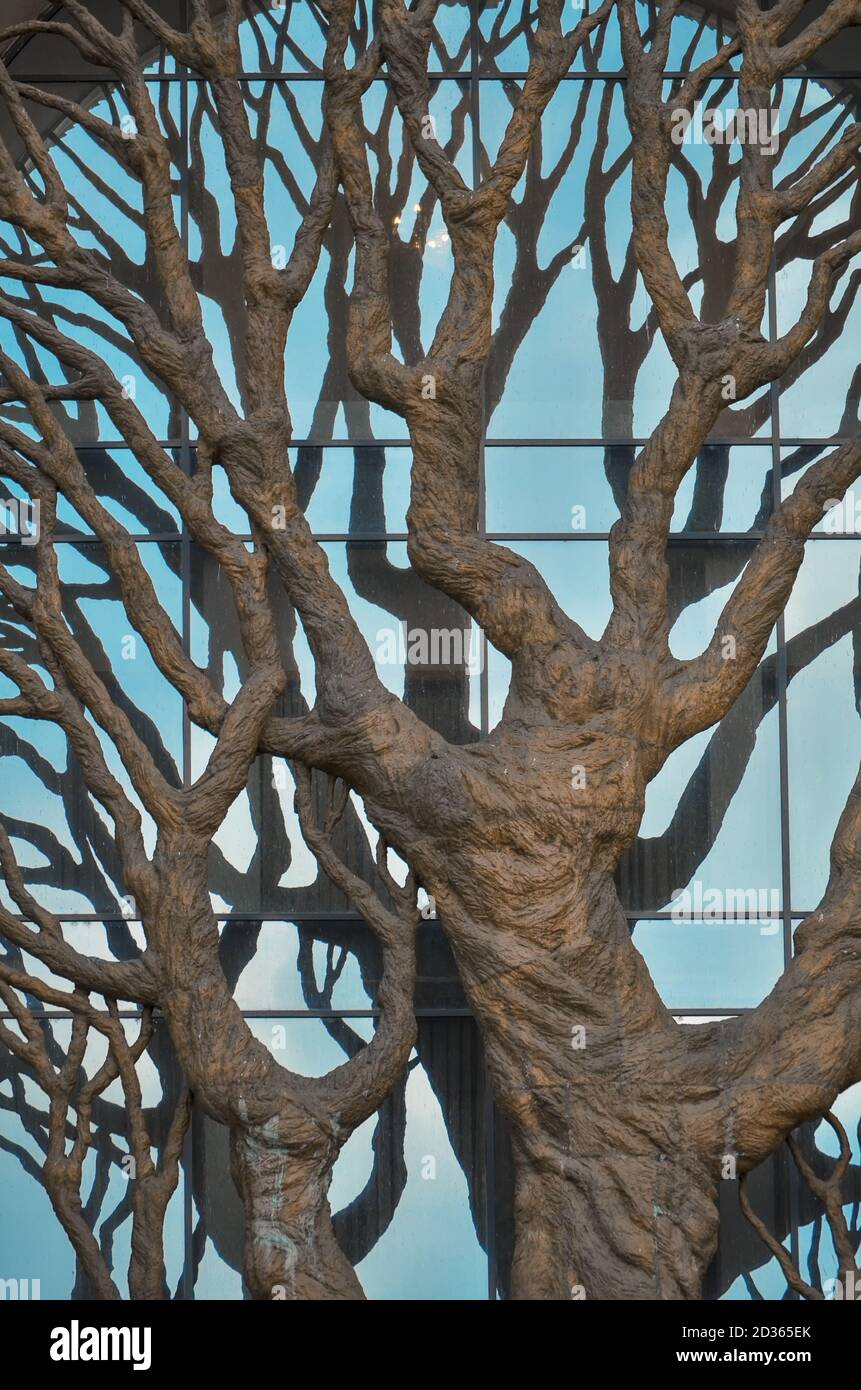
[230,1118,364,1300]
[149,838,365,1299]
[43,1173,122,1301]
[127,1199,170,1301]
[508,1136,718,1300]
[428,868,721,1300]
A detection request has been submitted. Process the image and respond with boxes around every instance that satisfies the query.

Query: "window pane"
[785,538,861,910]
[485,444,773,534]
[192,1017,489,1300]
[631,918,783,1009]
[0,1017,186,1299]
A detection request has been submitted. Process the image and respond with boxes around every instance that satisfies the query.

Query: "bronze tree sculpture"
[0,0,860,1301]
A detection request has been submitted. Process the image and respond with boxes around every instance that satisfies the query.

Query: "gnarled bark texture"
[231,1119,364,1301]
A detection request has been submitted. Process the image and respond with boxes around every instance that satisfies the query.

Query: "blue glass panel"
[775,79,861,438]
[302,446,412,534]
[352,1058,487,1299]
[193,1017,488,1299]
[189,77,471,439]
[49,449,183,537]
[624,657,782,916]
[0,1017,185,1300]
[485,444,773,534]
[0,83,180,441]
[632,918,784,1009]
[4,921,146,1006]
[486,539,611,727]
[237,0,470,74]
[785,538,861,910]
[795,1082,861,1299]
[479,5,742,78]
[58,541,184,773]
[227,921,377,1010]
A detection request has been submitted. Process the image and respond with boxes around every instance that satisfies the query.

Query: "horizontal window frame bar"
[0,911,812,923]
[0,532,185,545]
[0,1005,747,1020]
[25,436,855,451]
[14,531,861,545]
[9,69,860,83]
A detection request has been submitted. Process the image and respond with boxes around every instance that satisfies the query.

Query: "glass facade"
[0,1,860,1299]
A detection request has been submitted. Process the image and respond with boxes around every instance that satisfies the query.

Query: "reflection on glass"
[0,1018,185,1298]
[786,539,861,909]
[632,919,784,1008]
[485,445,772,534]
[192,1017,488,1299]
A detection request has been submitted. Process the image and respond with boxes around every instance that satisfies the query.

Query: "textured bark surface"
[442,886,720,1300]
[0,0,859,1300]
[231,1119,364,1300]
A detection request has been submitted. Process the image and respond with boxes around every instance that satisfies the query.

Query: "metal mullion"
[777,437,861,447]
[180,71,193,805]
[767,228,802,1293]
[468,1,495,1303]
[178,20,195,1300]
[7,910,373,922]
[0,1006,476,1021]
[471,68,861,80]
[15,67,861,82]
[39,532,183,545]
[250,530,760,541]
[247,435,856,448]
[0,1010,146,1021]
[482,436,791,447]
[768,286,793,979]
[240,1007,474,1019]
[497,531,765,542]
[476,72,629,83]
[73,439,185,450]
[629,913,782,922]
[0,907,794,924]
